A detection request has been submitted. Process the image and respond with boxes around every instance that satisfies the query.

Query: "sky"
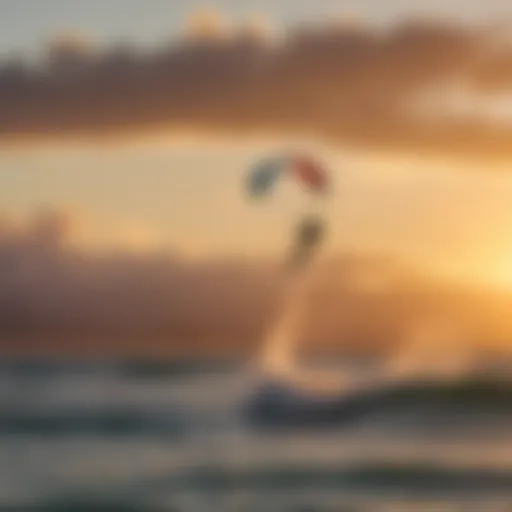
[1,0,512,58]
[2,137,512,287]
[3,1,512,352]
[2,0,512,286]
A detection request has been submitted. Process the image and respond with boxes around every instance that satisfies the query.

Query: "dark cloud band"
[2,18,512,156]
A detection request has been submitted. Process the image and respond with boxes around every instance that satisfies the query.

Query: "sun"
[484,260,512,290]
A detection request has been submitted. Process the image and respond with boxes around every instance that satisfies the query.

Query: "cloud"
[2,15,512,157]
[238,13,276,43]
[0,207,511,356]
[183,7,233,41]
[406,78,512,127]
[0,208,282,355]
[47,30,97,61]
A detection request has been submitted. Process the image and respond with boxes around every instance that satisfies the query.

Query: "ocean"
[1,358,512,511]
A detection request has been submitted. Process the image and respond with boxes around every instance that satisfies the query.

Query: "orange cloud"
[2,16,512,158]
[184,7,233,41]
[0,208,510,356]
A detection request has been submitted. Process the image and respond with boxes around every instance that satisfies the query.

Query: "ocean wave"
[245,376,512,431]
[0,359,236,382]
[0,407,187,438]
[10,463,512,512]
[146,462,512,495]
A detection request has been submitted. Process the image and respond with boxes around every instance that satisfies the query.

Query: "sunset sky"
[2,138,512,288]
[2,0,512,291]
